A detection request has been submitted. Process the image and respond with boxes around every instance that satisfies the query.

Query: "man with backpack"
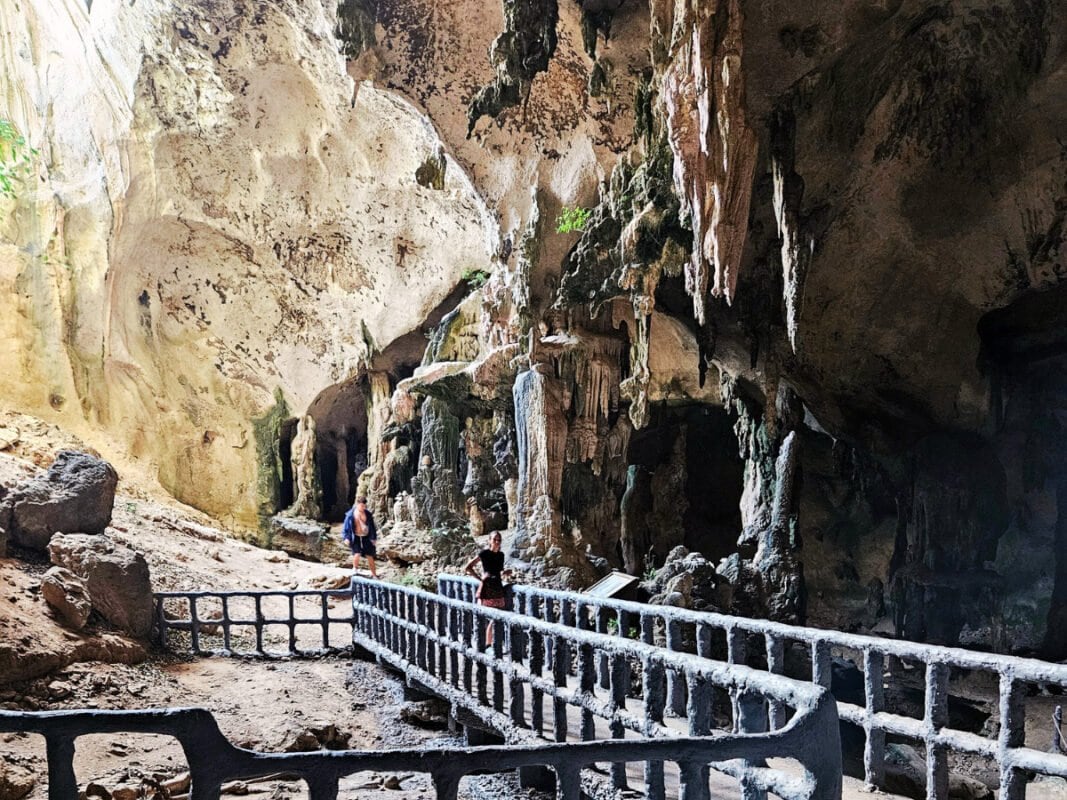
[342,496,378,578]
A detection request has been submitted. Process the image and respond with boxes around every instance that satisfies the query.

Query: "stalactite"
[466,0,559,134]
[770,108,811,354]
[655,0,757,318]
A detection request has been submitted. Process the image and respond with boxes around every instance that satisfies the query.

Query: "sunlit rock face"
[0,0,497,525]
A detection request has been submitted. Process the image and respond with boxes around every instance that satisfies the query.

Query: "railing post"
[319,593,329,650]
[492,618,505,712]
[863,649,886,788]
[156,597,168,649]
[666,620,686,715]
[462,608,473,694]
[45,734,77,800]
[640,613,655,646]
[765,633,787,730]
[682,673,712,800]
[433,773,460,800]
[924,662,949,800]
[189,596,201,655]
[595,606,611,689]
[812,639,832,688]
[643,654,666,800]
[510,622,527,727]
[578,643,596,741]
[287,594,297,655]
[738,690,769,800]
[476,614,489,706]
[609,654,630,789]
[998,671,1026,800]
[556,764,581,800]
[530,627,545,734]
[553,634,569,742]
[697,623,713,659]
[449,604,460,689]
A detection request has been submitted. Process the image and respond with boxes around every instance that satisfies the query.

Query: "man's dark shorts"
[350,535,376,557]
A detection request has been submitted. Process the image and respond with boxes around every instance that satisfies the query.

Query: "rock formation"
[0,450,117,551]
[3,0,1067,656]
[41,566,93,631]
[49,534,153,638]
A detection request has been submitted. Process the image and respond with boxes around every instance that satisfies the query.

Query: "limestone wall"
[0,0,497,526]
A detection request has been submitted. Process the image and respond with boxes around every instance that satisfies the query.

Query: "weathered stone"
[3,451,117,551]
[0,762,34,800]
[883,743,993,800]
[269,515,344,564]
[41,566,92,630]
[48,534,153,637]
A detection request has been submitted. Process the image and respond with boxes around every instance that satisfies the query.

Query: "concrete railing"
[354,576,842,800]
[439,574,1067,799]
[0,705,834,800]
[153,588,354,657]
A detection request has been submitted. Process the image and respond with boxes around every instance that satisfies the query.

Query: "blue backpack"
[341,509,355,545]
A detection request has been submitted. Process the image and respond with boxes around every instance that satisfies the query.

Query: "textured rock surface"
[0,762,35,800]
[41,566,93,630]
[49,534,153,637]
[2,0,1067,655]
[0,559,146,685]
[0,0,498,526]
[2,451,117,550]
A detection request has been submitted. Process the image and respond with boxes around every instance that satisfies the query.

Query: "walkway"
[4,574,1067,800]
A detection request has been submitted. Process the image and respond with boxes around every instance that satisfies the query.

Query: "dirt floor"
[0,409,480,799]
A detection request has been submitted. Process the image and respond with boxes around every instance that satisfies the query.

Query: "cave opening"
[307,378,369,523]
[625,403,744,573]
[978,282,1067,657]
[278,417,299,510]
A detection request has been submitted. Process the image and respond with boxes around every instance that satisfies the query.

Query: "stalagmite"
[288,416,322,520]
[357,371,394,519]
[512,366,568,560]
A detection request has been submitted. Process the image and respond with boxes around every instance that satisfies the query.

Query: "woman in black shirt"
[464,531,510,609]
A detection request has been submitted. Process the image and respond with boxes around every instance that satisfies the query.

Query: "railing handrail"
[0,705,836,800]
[376,576,827,709]
[352,576,843,800]
[437,573,1067,799]
[437,574,1067,682]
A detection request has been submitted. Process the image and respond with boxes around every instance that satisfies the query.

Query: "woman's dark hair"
[356,496,367,505]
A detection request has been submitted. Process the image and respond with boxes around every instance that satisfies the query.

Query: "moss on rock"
[252,387,291,534]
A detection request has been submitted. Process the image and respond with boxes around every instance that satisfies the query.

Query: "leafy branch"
[462,267,490,289]
[0,120,38,202]
[555,205,591,234]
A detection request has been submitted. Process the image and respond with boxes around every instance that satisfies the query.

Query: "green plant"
[461,267,490,289]
[555,205,591,234]
[394,568,435,591]
[0,120,38,201]
[643,564,659,583]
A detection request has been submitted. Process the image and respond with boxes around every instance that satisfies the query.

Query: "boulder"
[269,515,346,563]
[0,762,35,800]
[883,743,993,800]
[644,546,721,611]
[41,566,93,630]
[48,534,152,637]
[3,451,118,550]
